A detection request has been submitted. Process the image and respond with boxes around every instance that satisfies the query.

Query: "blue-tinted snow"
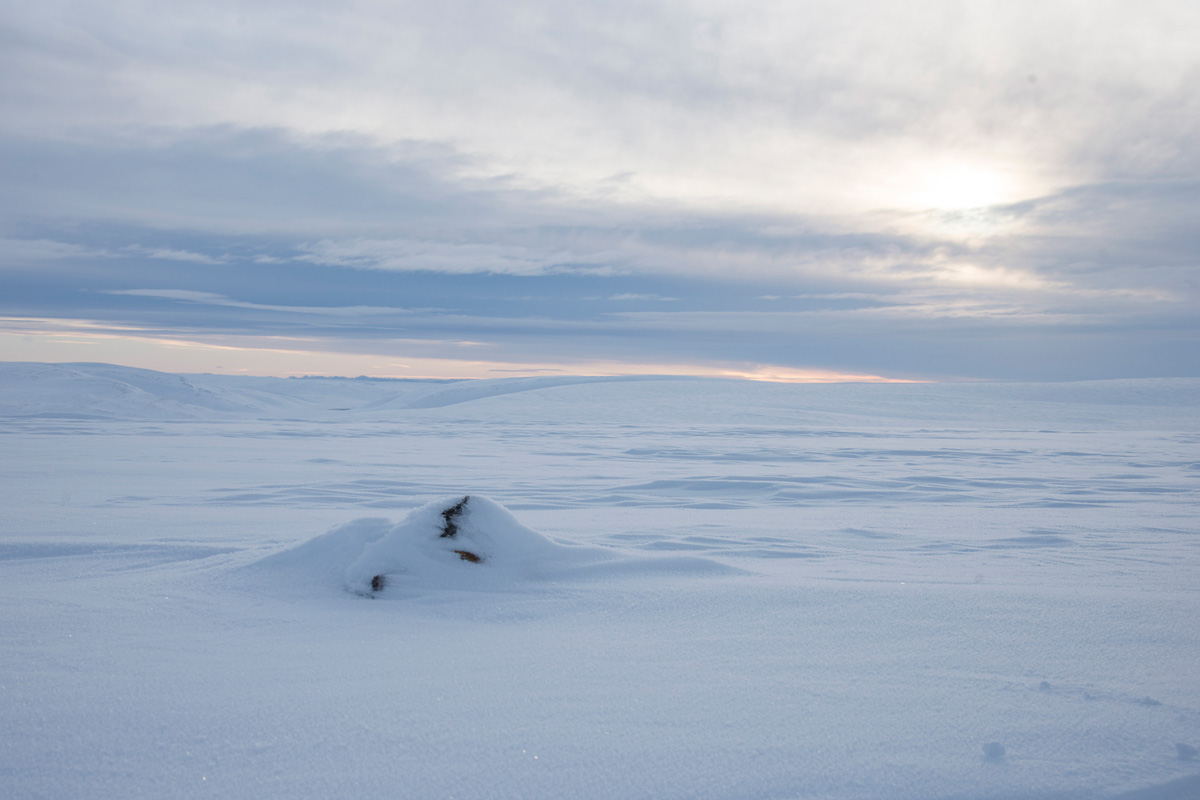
[1,363,1198,799]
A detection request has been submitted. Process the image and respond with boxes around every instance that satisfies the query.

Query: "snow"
[255,494,706,598]
[1,362,1199,799]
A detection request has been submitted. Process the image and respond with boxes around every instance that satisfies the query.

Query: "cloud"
[6,0,1199,214]
[1,1,1199,381]
[0,127,485,235]
[608,293,674,301]
[0,237,111,264]
[121,246,226,265]
[297,238,620,277]
[0,238,223,268]
[100,289,422,317]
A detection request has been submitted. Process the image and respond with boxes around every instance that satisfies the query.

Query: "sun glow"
[912,165,1016,211]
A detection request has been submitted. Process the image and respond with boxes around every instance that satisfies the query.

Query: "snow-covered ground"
[2,362,1198,799]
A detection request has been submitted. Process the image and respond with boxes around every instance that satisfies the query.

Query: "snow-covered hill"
[2,361,1197,428]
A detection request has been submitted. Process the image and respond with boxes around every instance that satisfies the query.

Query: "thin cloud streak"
[101,289,428,317]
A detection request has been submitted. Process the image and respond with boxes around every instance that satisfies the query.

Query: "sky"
[1,0,1198,381]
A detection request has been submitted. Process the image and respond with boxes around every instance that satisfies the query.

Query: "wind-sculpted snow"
[0,362,447,420]
[339,495,591,594]
[0,363,696,420]
[2,362,1199,800]
[5,361,1198,428]
[0,361,257,419]
[252,495,741,597]
[396,374,692,409]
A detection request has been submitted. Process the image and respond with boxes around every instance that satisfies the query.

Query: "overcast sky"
[2,0,1198,380]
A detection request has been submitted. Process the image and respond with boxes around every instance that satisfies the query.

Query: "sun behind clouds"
[911,164,1018,211]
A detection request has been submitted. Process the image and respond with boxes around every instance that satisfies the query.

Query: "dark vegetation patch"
[439,496,470,538]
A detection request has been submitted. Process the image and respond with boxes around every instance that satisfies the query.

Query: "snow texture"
[2,362,1199,800]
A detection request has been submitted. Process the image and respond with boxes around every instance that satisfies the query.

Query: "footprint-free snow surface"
[2,362,1199,799]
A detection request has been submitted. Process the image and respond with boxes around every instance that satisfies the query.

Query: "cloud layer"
[1,1,1197,379]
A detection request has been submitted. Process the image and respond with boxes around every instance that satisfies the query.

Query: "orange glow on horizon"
[0,317,921,384]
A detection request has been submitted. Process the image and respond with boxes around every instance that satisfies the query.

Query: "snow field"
[1,364,1198,799]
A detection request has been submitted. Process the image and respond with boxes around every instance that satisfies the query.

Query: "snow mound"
[248,517,394,587]
[342,495,582,594]
[251,495,741,597]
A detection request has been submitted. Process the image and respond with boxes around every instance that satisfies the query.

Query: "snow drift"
[251,494,738,597]
[341,494,584,595]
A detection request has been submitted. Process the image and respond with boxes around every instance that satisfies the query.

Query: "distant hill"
[0,362,692,421]
[1,362,1196,427]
